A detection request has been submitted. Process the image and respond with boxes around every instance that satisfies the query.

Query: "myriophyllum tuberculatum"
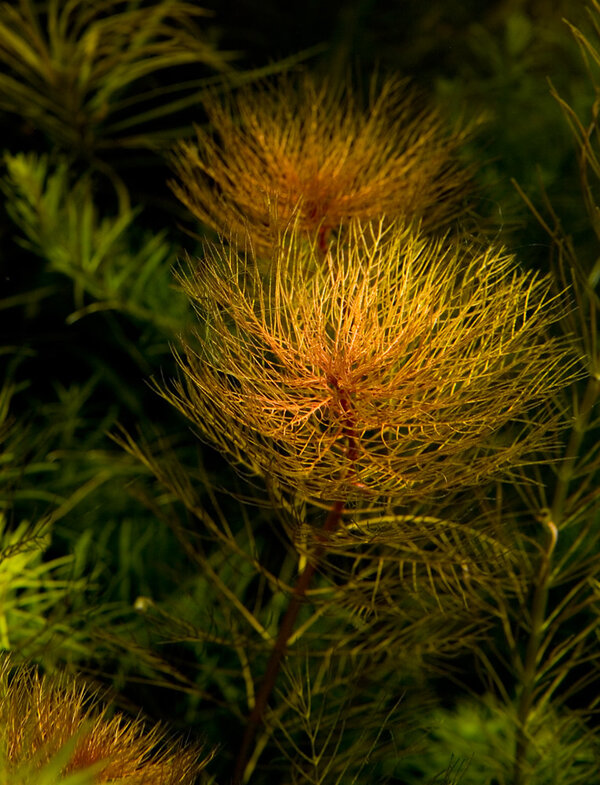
[164,218,576,508]
[0,657,211,783]
[161,217,577,782]
[170,73,473,253]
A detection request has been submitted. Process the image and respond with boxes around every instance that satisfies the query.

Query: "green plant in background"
[0,373,177,682]
[0,0,233,155]
[1,152,187,332]
[389,3,600,782]
[395,695,597,785]
[444,5,600,782]
[2,0,600,784]
[0,0,240,733]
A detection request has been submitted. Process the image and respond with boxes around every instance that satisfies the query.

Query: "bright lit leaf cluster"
[164,219,577,505]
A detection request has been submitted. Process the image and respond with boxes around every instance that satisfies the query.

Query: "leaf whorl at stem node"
[161,217,580,508]
[169,71,475,253]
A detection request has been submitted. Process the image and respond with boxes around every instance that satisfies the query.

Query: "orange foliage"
[170,73,473,253]
[163,219,578,506]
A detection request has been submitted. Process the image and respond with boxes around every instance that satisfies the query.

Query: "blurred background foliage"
[1,0,600,783]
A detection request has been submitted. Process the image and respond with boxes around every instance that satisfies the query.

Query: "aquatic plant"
[170,73,473,252]
[0,657,212,783]
[163,218,575,506]
[0,0,233,155]
[157,209,578,781]
[2,1,600,783]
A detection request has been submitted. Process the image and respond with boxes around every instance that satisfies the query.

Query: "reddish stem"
[317,224,329,254]
[231,499,345,785]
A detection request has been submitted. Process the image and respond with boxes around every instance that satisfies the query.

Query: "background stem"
[512,376,600,784]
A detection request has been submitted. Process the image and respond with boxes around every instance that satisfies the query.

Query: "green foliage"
[1,152,188,332]
[397,697,597,785]
[0,0,234,153]
[0,381,143,672]
[432,6,587,229]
